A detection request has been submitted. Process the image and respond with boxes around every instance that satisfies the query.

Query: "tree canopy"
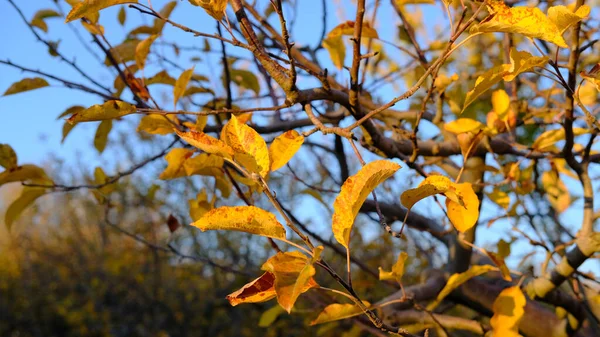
[2,0,600,336]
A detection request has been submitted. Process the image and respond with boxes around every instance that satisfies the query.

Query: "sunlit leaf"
[66,0,138,23]
[400,175,452,209]
[503,48,549,81]
[222,115,270,177]
[192,206,287,240]
[311,301,371,325]
[188,189,212,221]
[189,0,228,21]
[173,66,194,108]
[333,160,401,249]
[547,5,590,35]
[487,188,510,209]
[0,165,50,187]
[444,118,486,134]
[532,128,589,151]
[541,170,570,213]
[183,153,224,176]
[327,21,379,38]
[261,251,319,313]
[81,20,104,35]
[378,252,408,284]
[323,35,345,69]
[135,34,158,69]
[0,144,18,170]
[159,148,194,180]
[580,64,600,91]
[3,78,49,96]
[137,115,178,136]
[491,286,526,336]
[5,187,46,230]
[492,89,510,121]
[427,265,496,310]
[146,70,176,86]
[269,130,304,172]
[175,130,234,158]
[227,272,277,306]
[446,182,479,232]
[67,100,136,123]
[94,120,112,153]
[462,64,509,113]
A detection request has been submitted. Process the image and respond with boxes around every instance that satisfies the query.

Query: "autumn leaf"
[222,115,270,177]
[487,188,510,209]
[446,182,480,232]
[173,66,195,108]
[400,175,453,209]
[189,0,228,21]
[227,272,278,306]
[66,0,138,23]
[547,5,591,35]
[491,286,526,336]
[188,189,212,221]
[0,165,50,187]
[159,148,195,180]
[175,130,234,158]
[532,128,589,151]
[541,170,570,213]
[5,187,46,230]
[462,64,509,113]
[183,153,224,176]
[67,100,136,123]
[192,206,287,240]
[322,35,345,69]
[379,252,408,284]
[146,70,176,86]
[117,6,126,25]
[444,118,486,135]
[0,144,18,170]
[30,9,61,32]
[311,301,371,325]
[427,265,496,310]
[327,21,379,39]
[137,115,177,135]
[580,64,600,91]
[491,89,510,122]
[258,305,285,328]
[332,160,401,249]
[93,120,112,153]
[3,78,49,96]
[503,48,549,81]
[227,69,261,95]
[269,130,304,172]
[135,34,158,69]
[261,251,320,313]
[81,20,104,35]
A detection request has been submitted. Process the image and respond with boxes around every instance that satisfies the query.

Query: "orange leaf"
[175,129,234,158]
[227,272,277,306]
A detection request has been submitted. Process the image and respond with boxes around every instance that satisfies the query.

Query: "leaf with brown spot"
[227,272,277,306]
[67,100,136,123]
[222,115,270,177]
[175,130,234,158]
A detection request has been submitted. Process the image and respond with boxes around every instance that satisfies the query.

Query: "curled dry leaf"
[332,160,401,250]
[192,206,287,240]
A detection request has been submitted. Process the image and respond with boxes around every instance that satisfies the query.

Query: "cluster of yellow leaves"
[322,21,379,69]
[400,175,479,232]
[471,1,590,48]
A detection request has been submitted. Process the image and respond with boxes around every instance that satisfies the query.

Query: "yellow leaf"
[503,48,549,81]
[117,6,126,25]
[227,272,277,306]
[444,118,485,134]
[189,0,228,21]
[173,66,194,108]
[175,130,234,158]
[183,153,224,176]
[93,120,112,153]
[471,1,569,48]
[0,144,18,170]
[66,0,137,22]
[269,130,304,172]
[378,252,408,284]
[396,0,435,4]
[532,128,589,151]
[541,170,570,213]
[327,21,379,38]
[81,20,104,35]
[103,39,140,65]
[153,1,177,32]
[332,160,401,249]
[311,301,371,325]
[492,90,510,121]
[463,64,510,113]
[188,189,211,221]
[192,206,287,240]
[258,305,285,328]
[67,100,136,123]
[322,35,345,69]
[485,250,512,281]
[222,115,270,177]
[30,9,61,32]
[446,182,479,232]
[547,5,590,35]
[427,265,496,310]
[400,175,452,209]
[0,165,50,187]
[137,115,178,135]
[146,70,176,86]
[135,34,158,69]
[3,77,49,96]
[487,188,510,209]
[490,286,526,336]
[261,251,319,313]
[159,148,194,180]
[5,187,46,230]
[226,69,260,94]
[580,64,600,91]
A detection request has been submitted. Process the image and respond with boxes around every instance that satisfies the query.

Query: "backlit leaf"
[189,0,228,21]
[532,128,589,151]
[333,160,401,249]
[192,206,287,240]
[323,35,345,69]
[0,144,18,170]
[503,48,549,81]
[488,188,510,209]
[261,251,319,313]
[491,286,526,336]
[3,78,49,96]
[547,5,590,35]
[135,34,158,69]
[173,66,194,108]
[446,182,479,232]
[222,115,270,177]
[188,189,211,221]
[228,69,260,95]
[66,0,138,23]
[327,21,379,39]
[378,252,408,284]
[580,64,600,91]
[463,64,509,113]
[541,170,570,213]
[492,89,510,121]
[159,148,194,180]
[269,130,304,172]
[400,175,452,209]
[183,153,224,176]
[227,272,277,306]
[427,265,496,310]
[175,130,234,158]
[94,120,112,153]
[5,187,46,230]
[146,70,176,86]
[444,118,485,134]
[67,100,136,123]
[311,301,371,325]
